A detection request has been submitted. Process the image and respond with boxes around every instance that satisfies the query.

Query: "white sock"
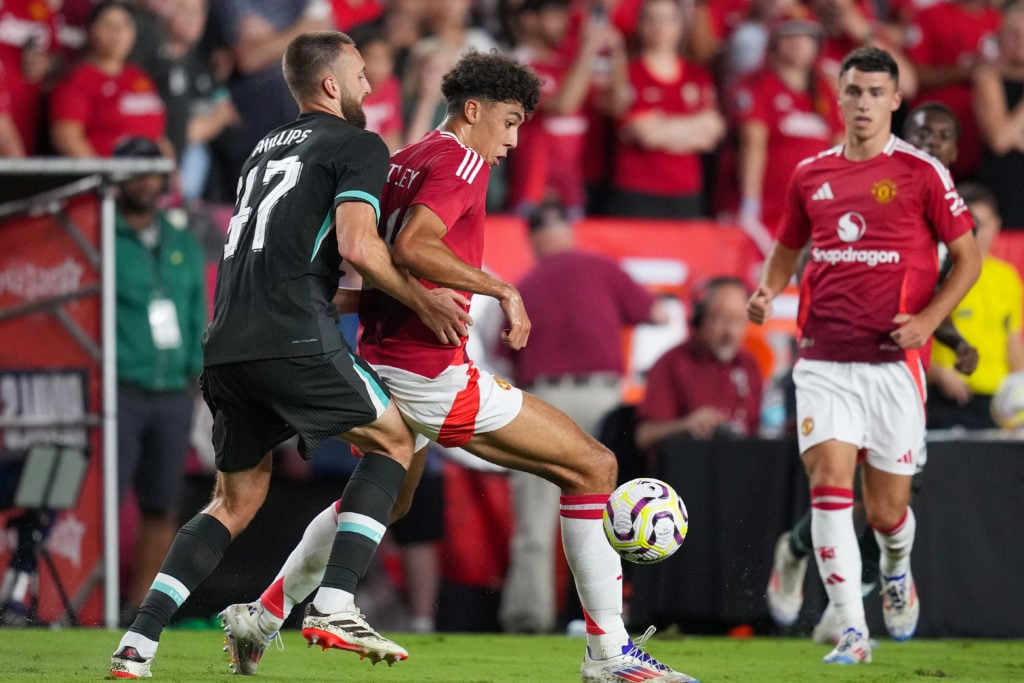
[259,502,339,627]
[311,586,356,615]
[873,507,916,579]
[118,631,159,660]
[810,486,867,635]
[560,494,628,659]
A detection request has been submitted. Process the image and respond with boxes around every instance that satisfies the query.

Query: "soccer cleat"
[220,602,281,675]
[110,645,153,679]
[580,626,700,682]
[766,532,808,627]
[880,571,919,641]
[301,603,408,665]
[811,601,842,644]
[822,627,872,664]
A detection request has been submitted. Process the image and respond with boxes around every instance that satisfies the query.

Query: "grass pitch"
[1,627,1022,682]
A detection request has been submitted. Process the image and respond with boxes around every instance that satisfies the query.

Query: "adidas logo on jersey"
[812,182,834,200]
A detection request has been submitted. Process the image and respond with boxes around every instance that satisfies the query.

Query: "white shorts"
[793,358,927,475]
[373,361,524,451]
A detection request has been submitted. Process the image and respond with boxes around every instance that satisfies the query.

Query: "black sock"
[789,509,813,559]
[129,513,231,641]
[321,452,405,593]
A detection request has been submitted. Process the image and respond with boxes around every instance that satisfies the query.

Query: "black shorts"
[201,349,390,473]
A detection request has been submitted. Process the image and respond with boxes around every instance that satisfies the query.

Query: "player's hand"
[499,289,531,350]
[747,285,774,325]
[416,287,473,345]
[954,340,980,375]
[890,313,934,349]
[683,406,728,440]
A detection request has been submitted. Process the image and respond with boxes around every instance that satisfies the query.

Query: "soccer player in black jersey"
[110,31,469,678]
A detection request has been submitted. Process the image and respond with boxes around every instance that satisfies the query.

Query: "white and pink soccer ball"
[603,478,688,564]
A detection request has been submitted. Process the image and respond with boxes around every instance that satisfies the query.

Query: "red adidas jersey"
[613,57,717,196]
[50,62,166,156]
[778,135,974,365]
[359,130,489,378]
[732,67,842,229]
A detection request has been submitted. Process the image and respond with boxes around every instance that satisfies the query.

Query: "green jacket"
[116,210,206,391]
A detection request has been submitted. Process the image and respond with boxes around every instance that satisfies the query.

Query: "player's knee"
[577,442,617,493]
[865,504,906,533]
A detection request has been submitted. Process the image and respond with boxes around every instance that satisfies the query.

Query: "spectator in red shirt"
[0,0,60,154]
[351,26,403,152]
[726,19,843,249]
[905,0,1002,178]
[635,277,763,448]
[0,65,26,157]
[607,0,724,218]
[506,0,626,217]
[50,0,171,158]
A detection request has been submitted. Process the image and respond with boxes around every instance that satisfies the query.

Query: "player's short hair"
[441,50,541,117]
[839,46,899,86]
[283,31,355,102]
[903,101,961,141]
[956,181,1000,216]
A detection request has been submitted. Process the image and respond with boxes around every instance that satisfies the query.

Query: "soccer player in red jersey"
[748,47,980,664]
[220,50,700,682]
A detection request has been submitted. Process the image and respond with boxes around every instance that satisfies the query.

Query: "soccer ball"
[603,478,688,564]
[990,372,1024,430]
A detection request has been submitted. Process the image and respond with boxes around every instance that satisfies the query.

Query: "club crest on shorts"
[493,376,512,390]
[801,417,814,436]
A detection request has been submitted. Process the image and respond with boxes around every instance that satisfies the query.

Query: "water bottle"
[760,381,786,439]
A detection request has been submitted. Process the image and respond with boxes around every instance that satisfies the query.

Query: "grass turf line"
[1,629,1022,681]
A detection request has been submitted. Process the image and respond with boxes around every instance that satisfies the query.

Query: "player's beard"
[339,89,367,129]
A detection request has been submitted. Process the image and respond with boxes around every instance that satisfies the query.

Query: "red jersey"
[613,57,718,196]
[0,0,58,152]
[362,74,402,140]
[50,62,166,156]
[778,135,975,364]
[359,130,489,378]
[906,1,1001,177]
[732,67,842,228]
[505,45,588,212]
[329,0,383,30]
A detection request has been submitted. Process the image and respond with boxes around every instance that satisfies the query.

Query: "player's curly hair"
[441,50,541,117]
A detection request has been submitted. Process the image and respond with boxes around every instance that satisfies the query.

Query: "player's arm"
[747,242,802,325]
[335,201,470,345]
[392,204,531,350]
[933,317,979,375]
[891,231,981,349]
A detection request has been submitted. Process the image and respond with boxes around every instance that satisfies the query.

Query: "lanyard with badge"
[145,226,183,350]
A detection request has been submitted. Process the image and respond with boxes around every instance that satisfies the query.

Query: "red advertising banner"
[0,193,105,626]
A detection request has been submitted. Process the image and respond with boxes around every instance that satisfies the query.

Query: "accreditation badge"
[148,298,182,349]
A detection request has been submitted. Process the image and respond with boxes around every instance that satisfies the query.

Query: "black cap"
[112,137,163,159]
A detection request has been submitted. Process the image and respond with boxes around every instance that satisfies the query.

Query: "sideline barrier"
[0,158,172,628]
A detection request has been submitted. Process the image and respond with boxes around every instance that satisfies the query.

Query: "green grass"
[1,627,1022,682]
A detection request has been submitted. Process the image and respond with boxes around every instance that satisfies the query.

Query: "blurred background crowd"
[2,0,1023,228]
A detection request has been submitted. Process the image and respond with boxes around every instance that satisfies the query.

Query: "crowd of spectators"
[1,0,1020,230]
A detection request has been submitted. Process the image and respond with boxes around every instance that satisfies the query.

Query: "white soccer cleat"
[822,627,872,664]
[880,571,919,641]
[220,602,280,675]
[580,626,700,682]
[811,601,843,644]
[301,603,408,665]
[766,532,808,627]
[110,645,153,679]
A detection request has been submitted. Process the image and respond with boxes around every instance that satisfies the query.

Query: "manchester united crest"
[871,178,897,204]
[493,376,512,391]
[801,417,814,436]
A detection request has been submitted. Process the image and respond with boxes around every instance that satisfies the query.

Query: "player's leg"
[861,360,926,642]
[112,460,273,679]
[801,439,872,663]
[766,509,811,627]
[466,394,697,681]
